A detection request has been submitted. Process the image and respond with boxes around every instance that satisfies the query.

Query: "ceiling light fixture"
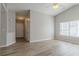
[52,3,60,9]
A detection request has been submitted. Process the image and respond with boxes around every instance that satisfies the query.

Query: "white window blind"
[60,20,79,37]
[60,22,69,36]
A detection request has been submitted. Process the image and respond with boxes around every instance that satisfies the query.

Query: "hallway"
[1,40,79,56]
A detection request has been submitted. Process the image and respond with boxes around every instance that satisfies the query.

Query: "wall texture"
[55,5,79,44]
[25,18,30,41]
[7,10,16,46]
[0,4,16,47]
[30,10,54,42]
[0,4,1,46]
[0,4,7,47]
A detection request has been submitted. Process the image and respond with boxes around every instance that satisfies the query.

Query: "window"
[60,22,69,36]
[60,20,79,37]
[70,21,77,37]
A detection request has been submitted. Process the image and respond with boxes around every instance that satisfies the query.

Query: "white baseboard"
[30,39,51,43]
[6,41,16,47]
[0,45,6,48]
[0,41,16,48]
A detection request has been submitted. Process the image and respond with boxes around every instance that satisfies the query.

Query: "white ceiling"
[7,3,78,16]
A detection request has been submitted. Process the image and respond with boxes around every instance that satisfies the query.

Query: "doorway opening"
[16,10,30,43]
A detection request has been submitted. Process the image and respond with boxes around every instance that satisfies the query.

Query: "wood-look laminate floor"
[1,39,79,56]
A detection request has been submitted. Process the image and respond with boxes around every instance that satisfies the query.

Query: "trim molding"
[6,41,16,47]
[30,39,51,43]
[0,41,16,48]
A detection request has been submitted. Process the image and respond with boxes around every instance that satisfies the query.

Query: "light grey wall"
[7,10,16,46]
[0,4,7,47]
[55,4,79,44]
[0,4,1,46]
[0,4,16,47]
[25,18,30,41]
[30,10,54,42]
[7,10,15,33]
